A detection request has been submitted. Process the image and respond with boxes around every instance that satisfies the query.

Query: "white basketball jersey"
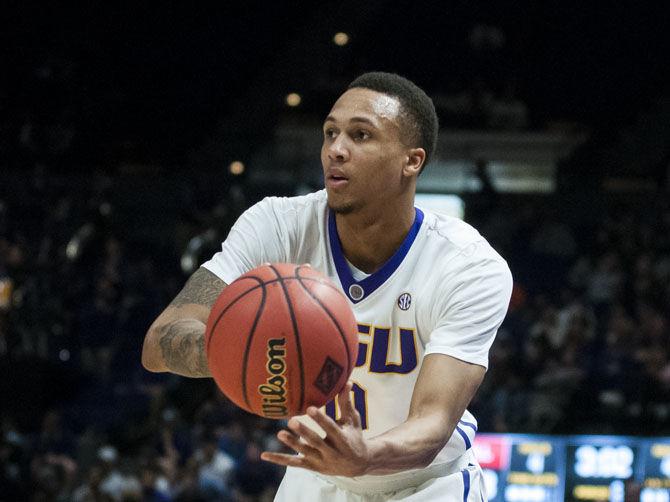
[202,190,512,488]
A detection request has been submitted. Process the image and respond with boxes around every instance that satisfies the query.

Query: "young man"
[142,72,513,501]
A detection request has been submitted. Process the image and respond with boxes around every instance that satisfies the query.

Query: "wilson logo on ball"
[258,338,288,418]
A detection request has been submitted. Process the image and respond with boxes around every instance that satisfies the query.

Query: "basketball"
[205,263,358,419]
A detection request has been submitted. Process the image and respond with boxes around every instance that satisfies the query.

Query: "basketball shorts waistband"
[315,450,476,495]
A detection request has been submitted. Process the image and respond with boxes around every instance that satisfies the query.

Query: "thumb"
[337,381,356,425]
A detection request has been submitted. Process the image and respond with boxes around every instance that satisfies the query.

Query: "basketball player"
[142,72,513,501]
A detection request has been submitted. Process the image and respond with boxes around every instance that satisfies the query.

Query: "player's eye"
[353,130,370,141]
[324,128,337,139]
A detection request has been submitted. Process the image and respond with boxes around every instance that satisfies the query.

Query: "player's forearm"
[364,414,455,475]
[361,354,485,475]
[143,318,211,378]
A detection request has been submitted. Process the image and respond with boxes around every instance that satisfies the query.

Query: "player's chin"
[326,194,356,215]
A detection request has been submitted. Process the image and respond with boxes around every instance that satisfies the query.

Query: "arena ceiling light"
[229,160,245,175]
[285,93,302,107]
[333,32,349,46]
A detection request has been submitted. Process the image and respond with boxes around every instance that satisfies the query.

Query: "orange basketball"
[205,263,358,419]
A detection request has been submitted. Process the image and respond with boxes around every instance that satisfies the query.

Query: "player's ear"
[403,148,426,177]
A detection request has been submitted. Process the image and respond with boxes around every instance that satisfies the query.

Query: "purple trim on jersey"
[328,208,424,303]
[459,419,478,432]
[461,469,471,502]
[456,425,472,450]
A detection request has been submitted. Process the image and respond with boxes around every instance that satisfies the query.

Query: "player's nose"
[327,135,349,162]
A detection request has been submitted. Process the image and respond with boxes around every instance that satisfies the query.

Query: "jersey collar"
[328,208,424,304]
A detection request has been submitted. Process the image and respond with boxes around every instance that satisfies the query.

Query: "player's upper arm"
[402,352,485,463]
[409,352,485,424]
[202,197,291,283]
[141,267,227,371]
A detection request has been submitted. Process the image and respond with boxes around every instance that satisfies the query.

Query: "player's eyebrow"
[324,115,378,128]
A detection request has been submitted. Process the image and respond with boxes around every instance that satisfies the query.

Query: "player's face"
[321,88,412,214]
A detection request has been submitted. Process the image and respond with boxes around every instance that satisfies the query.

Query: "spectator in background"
[587,252,624,312]
[0,264,12,355]
[30,452,77,501]
[0,432,25,499]
[77,276,120,381]
[232,441,282,501]
[192,431,235,501]
[71,464,108,502]
[96,445,142,501]
[139,459,172,502]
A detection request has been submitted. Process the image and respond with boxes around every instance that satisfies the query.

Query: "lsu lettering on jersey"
[202,190,513,490]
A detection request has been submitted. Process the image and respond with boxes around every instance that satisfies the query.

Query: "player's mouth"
[326,173,349,189]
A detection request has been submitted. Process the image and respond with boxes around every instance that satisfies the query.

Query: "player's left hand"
[260,381,370,477]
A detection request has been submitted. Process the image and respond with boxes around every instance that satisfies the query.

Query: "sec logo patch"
[397,293,411,311]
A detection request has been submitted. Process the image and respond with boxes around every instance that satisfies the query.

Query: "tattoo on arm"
[158,319,211,377]
[169,267,226,309]
[157,267,226,377]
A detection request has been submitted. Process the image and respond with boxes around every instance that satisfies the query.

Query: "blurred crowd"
[469,195,670,436]
[0,168,284,501]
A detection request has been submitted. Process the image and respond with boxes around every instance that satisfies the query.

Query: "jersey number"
[325,382,368,429]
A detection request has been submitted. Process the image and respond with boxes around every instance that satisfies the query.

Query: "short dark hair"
[347,72,439,171]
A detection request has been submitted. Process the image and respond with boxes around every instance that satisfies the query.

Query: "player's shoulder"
[420,207,509,272]
[419,209,512,297]
[255,189,327,214]
[421,208,490,253]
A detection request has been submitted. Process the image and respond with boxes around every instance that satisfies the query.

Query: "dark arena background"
[2,2,670,501]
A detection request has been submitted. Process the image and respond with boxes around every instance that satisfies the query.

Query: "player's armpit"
[365,353,485,474]
[141,267,227,377]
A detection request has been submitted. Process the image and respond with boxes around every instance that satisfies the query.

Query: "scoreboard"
[476,434,566,501]
[474,434,670,501]
[640,441,670,502]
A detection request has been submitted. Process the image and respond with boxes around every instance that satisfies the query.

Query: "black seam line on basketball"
[244,274,343,296]
[295,265,353,379]
[241,282,267,410]
[269,264,305,413]
[205,277,266,410]
[206,277,265,354]
[206,276,338,340]
[205,276,334,346]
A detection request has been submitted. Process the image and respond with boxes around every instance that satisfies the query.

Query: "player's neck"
[335,200,416,274]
